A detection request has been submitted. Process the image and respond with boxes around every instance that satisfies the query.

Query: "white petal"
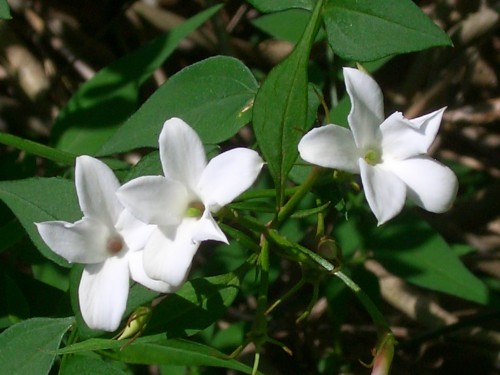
[344,68,384,149]
[159,118,207,194]
[115,210,156,252]
[35,217,110,264]
[78,256,129,331]
[380,108,445,160]
[192,209,228,244]
[143,222,200,289]
[386,156,458,213]
[298,125,360,173]
[408,107,445,149]
[75,156,122,227]
[128,251,174,293]
[197,148,263,210]
[118,176,188,226]
[360,160,406,225]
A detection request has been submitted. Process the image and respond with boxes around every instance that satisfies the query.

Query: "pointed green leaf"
[323,0,451,61]
[252,0,324,205]
[0,178,80,267]
[98,56,258,155]
[52,5,222,155]
[246,0,314,12]
[111,338,256,374]
[370,213,491,305]
[57,337,258,374]
[0,317,74,375]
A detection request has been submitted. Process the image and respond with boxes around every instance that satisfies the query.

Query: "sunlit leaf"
[323,0,451,61]
[98,56,258,155]
[252,0,324,205]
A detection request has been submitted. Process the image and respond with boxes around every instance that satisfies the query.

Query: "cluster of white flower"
[35,68,458,332]
[36,118,264,331]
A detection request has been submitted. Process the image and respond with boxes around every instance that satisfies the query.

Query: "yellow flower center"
[364,149,381,165]
[185,201,204,218]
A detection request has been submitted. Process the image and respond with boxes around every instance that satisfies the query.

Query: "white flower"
[298,67,458,225]
[117,118,264,288]
[36,156,171,332]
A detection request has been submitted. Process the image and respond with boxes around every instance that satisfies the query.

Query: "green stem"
[276,166,323,225]
[266,277,306,315]
[0,132,76,165]
[251,351,261,375]
[250,238,271,356]
[59,322,79,373]
[334,270,390,333]
[296,279,320,324]
[235,186,300,201]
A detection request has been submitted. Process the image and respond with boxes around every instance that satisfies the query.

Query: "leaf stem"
[276,166,323,225]
[334,269,390,333]
[0,132,76,165]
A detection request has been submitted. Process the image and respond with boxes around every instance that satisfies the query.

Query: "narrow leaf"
[110,338,256,374]
[323,0,451,61]
[52,5,222,155]
[246,0,314,12]
[252,0,324,205]
[58,336,257,375]
[98,56,258,155]
[0,317,74,375]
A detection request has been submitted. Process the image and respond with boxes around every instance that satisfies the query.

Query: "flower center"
[106,234,124,255]
[363,149,381,166]
[185,201,204,218]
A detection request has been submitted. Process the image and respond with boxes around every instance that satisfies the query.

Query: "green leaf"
[52,5,223,155]
[58,337,258,374]
[252,0,324,205]
[98,56,258,155]
[323,0,451,61]
[0,0,11,19]
[370,213,491,305]
[123,151,162,182]
[110,338,256,374]
[0,178,80,267]
[60,354,128,375]
[144,262,253,336]
[252,9,312,43]
[246,0,314,12]
[0,317,74,375]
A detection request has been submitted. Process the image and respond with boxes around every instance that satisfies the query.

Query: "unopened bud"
[317,238,342,269]
[117,306,152,340]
